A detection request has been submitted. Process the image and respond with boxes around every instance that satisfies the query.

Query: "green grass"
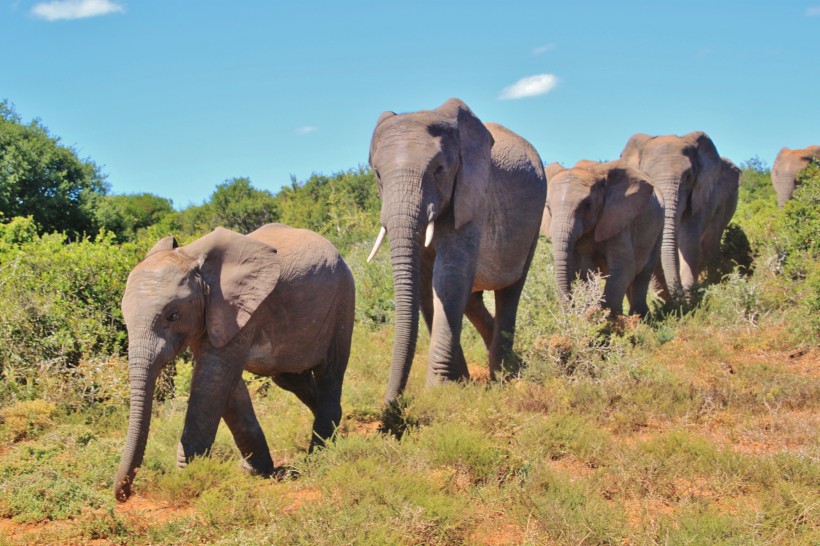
[1,166,819,544]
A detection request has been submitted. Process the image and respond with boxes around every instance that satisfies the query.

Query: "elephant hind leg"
[273,371,319,414]
[489,276,527,381]
[464,291,494,351]
[223,379,274,476]
[308,323,351,452]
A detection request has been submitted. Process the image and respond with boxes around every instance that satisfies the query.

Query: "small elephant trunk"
[552,218,577,303]
[113,344,161,501]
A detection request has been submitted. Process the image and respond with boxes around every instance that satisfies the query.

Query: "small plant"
[0,399,56,441]
[523,272,630,381]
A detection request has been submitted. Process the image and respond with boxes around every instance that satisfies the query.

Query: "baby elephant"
[546,160,664,316]
[114,224,354,501]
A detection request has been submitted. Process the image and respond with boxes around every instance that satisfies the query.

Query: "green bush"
[0,230,139,404]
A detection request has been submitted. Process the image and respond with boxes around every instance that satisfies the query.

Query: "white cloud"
[806,6,820,16]
[533,43,556,55]
[295,126,318,135]
[32,0,124,21]
[498,74,559,100]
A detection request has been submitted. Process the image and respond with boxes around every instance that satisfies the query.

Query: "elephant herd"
[113,98,817,501]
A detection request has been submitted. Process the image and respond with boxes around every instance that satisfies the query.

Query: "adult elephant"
[621,132,721,299]
[113,224,354,501]
[367,98,546,403]
[701,157,741,268]
[771,146,820,207]
[547,160,664,316]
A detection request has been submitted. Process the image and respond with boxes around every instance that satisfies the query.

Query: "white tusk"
[367,226,387,263]
[424,220,435,248]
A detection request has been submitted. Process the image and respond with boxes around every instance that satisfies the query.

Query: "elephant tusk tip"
[424,220,434,247]
[367,226,387,263]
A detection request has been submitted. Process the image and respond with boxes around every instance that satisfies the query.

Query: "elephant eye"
[167,312,180,322]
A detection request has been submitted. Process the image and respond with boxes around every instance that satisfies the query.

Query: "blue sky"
[1,1,818,208]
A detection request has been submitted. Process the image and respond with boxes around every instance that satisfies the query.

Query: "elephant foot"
[176,440,212,469]
[239,453,275,477]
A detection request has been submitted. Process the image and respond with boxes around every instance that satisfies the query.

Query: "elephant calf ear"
[145,236,178,259]
[181,227,281,348]
[594,168,655,242]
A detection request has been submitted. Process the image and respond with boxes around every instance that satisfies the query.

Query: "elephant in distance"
[546,160,664,316]
[367,98,546,403]
[700,157,741,269]
[621,132,722,300]
[771,145,820,207]
[114,224,354,501]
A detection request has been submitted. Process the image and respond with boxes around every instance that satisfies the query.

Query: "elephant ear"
[369,111,396,166]
[437,98,494,230]
[544,162,565,182]
[145,236,178,259]
[689,132,721,216]
[180,227,280,348]
[620,133,652,168]
[595,167,656,242]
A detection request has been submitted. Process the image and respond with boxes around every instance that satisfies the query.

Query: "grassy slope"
[0,240,817,545]
[1,165,818,545]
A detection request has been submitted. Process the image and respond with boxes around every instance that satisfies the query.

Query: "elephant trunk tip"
[114,473,134,502]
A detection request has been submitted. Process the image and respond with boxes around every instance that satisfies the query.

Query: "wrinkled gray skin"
[621,132,721,300]
[547,160,664,316]
[701,158,741,268]
[771,146,820,208]
[114,224,354,501]
[368,98,546,403]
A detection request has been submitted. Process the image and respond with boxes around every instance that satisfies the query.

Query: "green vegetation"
[0,110,818,544]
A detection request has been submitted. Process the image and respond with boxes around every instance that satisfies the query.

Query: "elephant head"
[772,145,820,207]
[113,228,280,501]
[620,132,720,297]
[367,98,494,402]
[548,161,656,302]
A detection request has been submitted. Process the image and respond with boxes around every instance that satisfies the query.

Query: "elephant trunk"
[772,169,795,208]
[382,171,424,404]
[113,340,162,501]
[657,177,683,300]
[552,214,578,303]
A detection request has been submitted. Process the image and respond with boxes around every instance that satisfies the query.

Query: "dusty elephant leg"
[489,277,527,380]
[223,379,274,476]
[678,220,703,297]
[309,365,343,453]
[464,291,494,351]
[427,234,477,386]
[178,355,242,467]
[308,326,350,452]
[419,259,435,335]
[273,371,319,414]
[628,262,655,317]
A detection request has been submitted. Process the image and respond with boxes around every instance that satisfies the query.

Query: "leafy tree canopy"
[0,101,108,236]
[95,193,175,242]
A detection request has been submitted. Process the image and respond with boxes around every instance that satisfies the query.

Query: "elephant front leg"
[178,354,242,468]
[427,233,478,385]
[603,237,636,316]
[223,378,274,476]
[678,217,704,296]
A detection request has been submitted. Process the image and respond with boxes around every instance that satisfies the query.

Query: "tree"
[95,193,175,242]
[277,167,380,250]
[0,101,108,236]
[209,177,279,233]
